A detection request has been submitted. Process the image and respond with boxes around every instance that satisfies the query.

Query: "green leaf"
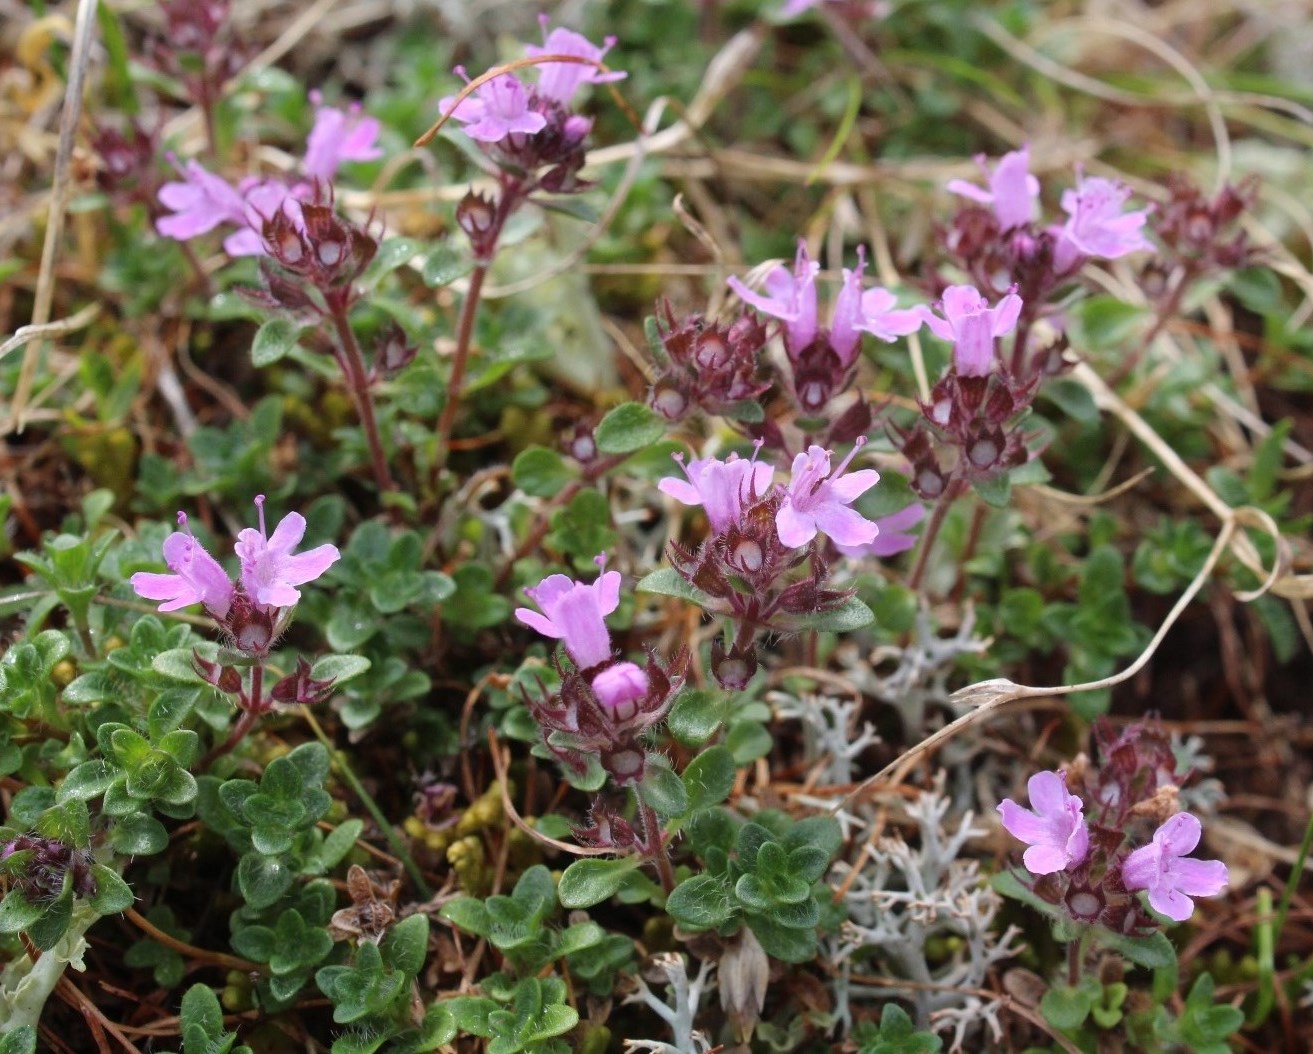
[666,687,729,746]
[251,318,303,368]
[110,812,169,855]
[972,472,1013,509]
[309,654,371,687]
[1097,928,1177,971]
[58,759,117,803]
[557,857,641,909]
[89,865,134,914]
[421,243,474,287]
[594,402,665,454]
[783,595,875,633]
[381,914,429,977]
[638,756,689,818]
[513,447,579,498]
[0,1026,37,1054]
[725,720,772,765]
[745,912,817,963]
[634,568,712,607]
[1039,979,1098,1031]
[665,874,735,930]
[554,920,604,957]
[238,854,295,910]
[0,888,45,933]
[28,890,73,951]
[151,648,207,684]
[441,897,492,938]
[681,746,736,813]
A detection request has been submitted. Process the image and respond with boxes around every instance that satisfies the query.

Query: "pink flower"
[920,285,1023,377]
[1121,813,1228,922]
[156,159,248,241]
[439,71,546,143]
[947,147,1040,231]
[515,555,621,670]
[131,513,235,619]
[303,93,383,181]
[525,20,626,105]
[234,496,341,609]
[1051,175,1153,271]
[834,502,926,558]
[658,448,774,536]
[776,438,881,548]
[856,287,926,344]
[997,770,1090,875]
[727,240,820,354]
[591,661,649,710]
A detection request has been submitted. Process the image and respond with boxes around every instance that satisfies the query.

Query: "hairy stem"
[907,476,965,594]
[434,262,488,475]
[328,303,395,494]
[199,663,263,770]
[639,797,676,894]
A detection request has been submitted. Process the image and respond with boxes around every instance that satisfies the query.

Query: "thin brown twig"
[124,907,263,974]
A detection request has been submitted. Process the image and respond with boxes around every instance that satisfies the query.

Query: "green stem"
[1273,805,1313,952]
[0,906,97,1034]
[302,706,433,899]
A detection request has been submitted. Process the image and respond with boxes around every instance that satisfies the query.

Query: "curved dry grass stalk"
[8,0,98,435]
[486,728,617,858]
[841,511,1240,812]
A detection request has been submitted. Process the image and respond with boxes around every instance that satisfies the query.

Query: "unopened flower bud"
[226,596,275,656]
[711,638,757,691]
[649,379,689,421]
[373,322,417,379]
[591,661,649,715]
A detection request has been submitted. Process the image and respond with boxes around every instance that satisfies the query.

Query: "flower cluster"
[438,21,623,198]
[647,300,771,422]
[940,148,1153,378]
[0,834,97,903]
[515,557,684,786]
[997,721,1228,925]
[728,242,921,414]
[891,284,1040,499]
[155,94,382,257]
[132,496,340,661]
[658,440,887,687]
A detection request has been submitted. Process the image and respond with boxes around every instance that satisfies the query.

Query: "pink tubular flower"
[234,496,341,609]
[131,513,235,619]
[857,287,926,344]
[920,284,1023,377]
[591,661,649,710]
[1121,812,1228,922]
[997,770,1090,876]
[515,555,621,670]
[727,240,820,354]
[834,502,926,558]
[439,71,546,143]
[776,438,881,549]
[156,158,248,241]
[303,92,383,181]
[946,147,1040,231]
[1051,175,1153,271]
[526,19,626,105]
[829,251,869,366]
[657,448,774,536]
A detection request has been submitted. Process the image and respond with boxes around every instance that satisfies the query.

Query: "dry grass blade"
[9,0,98,435]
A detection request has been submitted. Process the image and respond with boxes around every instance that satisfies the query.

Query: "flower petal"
[514,607,565,639]
[1156,812,1202,856]
[775,502,817,549]
[811,501,878,547]
[1171,857,1228,898]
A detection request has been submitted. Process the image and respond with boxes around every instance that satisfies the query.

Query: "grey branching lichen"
[833,778,1020,1051]
[770,689,880,786]
[622,953,717,1054]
